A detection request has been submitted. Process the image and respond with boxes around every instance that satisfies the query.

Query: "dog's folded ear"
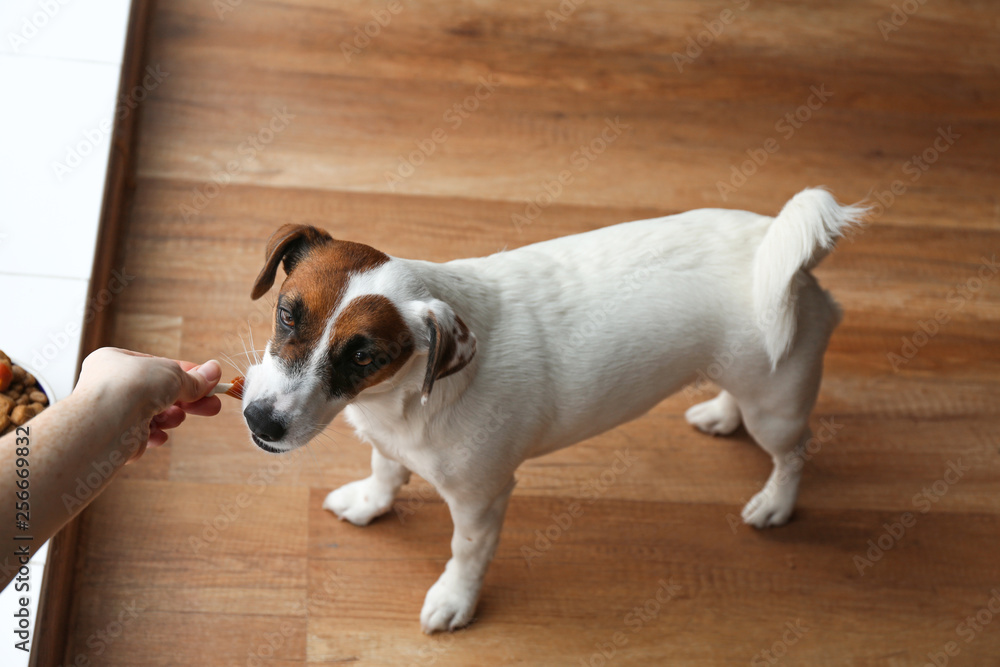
[251,224,333,300]
[414,300,477,404]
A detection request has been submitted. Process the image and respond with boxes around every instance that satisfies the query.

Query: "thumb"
[176,360,222,403]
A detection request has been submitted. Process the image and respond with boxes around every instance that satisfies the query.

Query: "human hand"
[76,347,223,461]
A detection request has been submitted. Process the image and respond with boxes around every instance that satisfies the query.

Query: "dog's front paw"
[420,571,479,634]
[322,477,395,526]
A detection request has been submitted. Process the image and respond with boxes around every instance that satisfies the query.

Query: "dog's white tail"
[753,188,867,369]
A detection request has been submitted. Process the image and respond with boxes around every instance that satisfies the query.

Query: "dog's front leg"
[420,477,516,634]
[323,447,410,526]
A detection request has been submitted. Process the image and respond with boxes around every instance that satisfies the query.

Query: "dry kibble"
[0,349,48,427]
[10,405,33,426]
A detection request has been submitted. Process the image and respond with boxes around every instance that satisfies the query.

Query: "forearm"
[0,388,139,589]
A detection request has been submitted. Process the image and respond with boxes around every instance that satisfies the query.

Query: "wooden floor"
[61,1,999,665]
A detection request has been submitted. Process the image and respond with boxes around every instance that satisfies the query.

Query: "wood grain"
[57,0,1000,665]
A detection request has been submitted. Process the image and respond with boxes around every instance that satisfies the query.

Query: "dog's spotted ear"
[416,300,477,404]
[251,224,333,300]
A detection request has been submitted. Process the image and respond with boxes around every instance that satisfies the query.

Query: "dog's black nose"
[243,400,287,443]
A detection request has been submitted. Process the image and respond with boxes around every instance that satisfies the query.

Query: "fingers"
[175,359,222,404]
[147,428,169,448]
[127,436,149,464]
[177,395,223,417]
[128,357,226,465]
[152,405,187,430]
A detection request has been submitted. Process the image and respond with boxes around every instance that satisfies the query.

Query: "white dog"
[240,187,864,633]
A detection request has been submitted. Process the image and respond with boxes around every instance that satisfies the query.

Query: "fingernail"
[196,360,222,383]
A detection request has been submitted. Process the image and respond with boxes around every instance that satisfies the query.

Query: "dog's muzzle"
[243,400,287,452]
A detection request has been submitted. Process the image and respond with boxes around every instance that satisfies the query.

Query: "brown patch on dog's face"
[269,239,389,372]
[324,295,415,398]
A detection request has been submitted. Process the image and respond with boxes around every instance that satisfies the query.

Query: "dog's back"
[425,188,862,456]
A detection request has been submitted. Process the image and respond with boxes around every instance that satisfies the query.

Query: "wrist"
[69,379,146,436]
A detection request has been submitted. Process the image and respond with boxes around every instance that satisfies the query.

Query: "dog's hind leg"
[323,447,411,526]
[685,390,743,435]
[725,321,828,528]
[736,405,811,528]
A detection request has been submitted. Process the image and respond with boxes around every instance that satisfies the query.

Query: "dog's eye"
[278,307,295,328]
[353,350,373,366]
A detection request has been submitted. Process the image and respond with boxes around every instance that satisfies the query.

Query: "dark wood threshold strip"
[29,0,156,665]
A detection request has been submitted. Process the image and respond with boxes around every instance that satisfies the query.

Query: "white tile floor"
[0,1,134,663]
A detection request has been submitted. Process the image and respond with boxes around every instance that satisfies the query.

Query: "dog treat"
[0,362,11,393]
[0,350,49,435]
[211,376,245,399]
